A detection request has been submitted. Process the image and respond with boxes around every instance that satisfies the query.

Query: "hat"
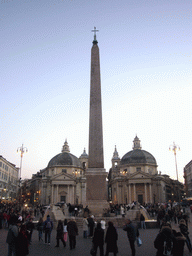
[179,219,186,226]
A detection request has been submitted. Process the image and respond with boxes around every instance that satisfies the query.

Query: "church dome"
[120,136,157,165]
[47,140,82,168]
[48,152,82,168]
[121,149,157,165]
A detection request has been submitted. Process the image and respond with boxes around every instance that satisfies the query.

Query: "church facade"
[35,140,88,206]
[108,136,184,205]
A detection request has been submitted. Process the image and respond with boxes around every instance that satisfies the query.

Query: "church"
[33,140,88,206]
[108,136,184,205]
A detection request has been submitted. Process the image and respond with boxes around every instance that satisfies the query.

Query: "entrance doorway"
[60,196,66,202]
[138,194,143,205]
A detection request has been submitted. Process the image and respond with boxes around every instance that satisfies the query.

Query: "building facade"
[0,155,19,201]
[184,160,192,197]
[32,140,88,206]
[108,136,184,204]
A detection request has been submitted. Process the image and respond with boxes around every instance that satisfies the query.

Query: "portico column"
[51,185,54,204]
[133,184,136,201]
[117,184,119,204]
[149,183,152,203]
[73,185,75,204]
[56,185,59,203]
[129,184,131,203]
[67,185,70,203]
[144,183,147,203]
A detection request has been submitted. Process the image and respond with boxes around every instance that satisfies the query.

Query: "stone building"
[184,160,192,197]
[108,136,183,204]
[36,140,88,206]
[0,155,19,200]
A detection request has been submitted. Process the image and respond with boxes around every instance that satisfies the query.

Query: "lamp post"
[169,142,180,181]
[17,144,28,181]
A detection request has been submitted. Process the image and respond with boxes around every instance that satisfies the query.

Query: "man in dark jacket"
[67,217,78,250]
[92,222,104,256]
[87,215,95,238]
[6,215,20,256]
[154,225,175,256]
[43,215,53,245]
[123,219,139,256]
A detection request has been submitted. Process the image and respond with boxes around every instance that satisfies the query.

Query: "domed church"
[108,136,160,205]
[39,140,88,206]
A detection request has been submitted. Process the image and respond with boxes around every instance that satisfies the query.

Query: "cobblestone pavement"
[1,214,192,256]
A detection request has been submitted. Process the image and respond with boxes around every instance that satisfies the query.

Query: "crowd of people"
[1,200,192,256]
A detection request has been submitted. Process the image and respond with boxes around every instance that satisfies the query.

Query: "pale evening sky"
[0,0,191,182]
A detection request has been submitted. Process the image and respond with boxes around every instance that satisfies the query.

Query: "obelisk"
[86,28,109,215]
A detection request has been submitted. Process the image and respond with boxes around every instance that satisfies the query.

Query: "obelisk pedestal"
[86,29,109,216]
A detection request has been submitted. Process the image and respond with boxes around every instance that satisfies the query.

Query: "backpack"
[163,238,173,256]
[46,221,51,229]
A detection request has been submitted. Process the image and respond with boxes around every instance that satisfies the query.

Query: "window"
[0,162,2,167]
[136,167,141,172]
[62,169,67,173]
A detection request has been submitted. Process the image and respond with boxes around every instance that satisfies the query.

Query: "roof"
[48,152,82,168]
[121,149,157,165]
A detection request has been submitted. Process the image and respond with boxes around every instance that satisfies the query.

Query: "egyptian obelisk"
[86,28,109,215]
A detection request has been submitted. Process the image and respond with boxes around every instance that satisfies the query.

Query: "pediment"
[51,172,75,181]
[129,171,151,179]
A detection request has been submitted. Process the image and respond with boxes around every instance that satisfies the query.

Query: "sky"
[0,0,191,182]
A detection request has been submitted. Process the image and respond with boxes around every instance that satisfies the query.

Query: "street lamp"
[17,144,28,181]
[169,142,180,181]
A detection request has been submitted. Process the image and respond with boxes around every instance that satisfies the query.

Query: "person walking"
[100,219,106,231]
[6,215,20,256]
[92,222,104,256]
[63,219,68,243]
[26,217,34,244]
[105,221,118,256]
[154,224,175,256]
[43,215,53,245]
[140,213,146,229]
[123,219,139,256]
[67,217,78,250]
[36,217,44,242]
[179,219,192,252]
[16,224,29,256]
[88,215,95,238]
[83,217,89,238]
[55,220,66,247]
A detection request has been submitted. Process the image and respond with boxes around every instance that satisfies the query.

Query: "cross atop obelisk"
[86,28,108,215]
[91,27,99,44]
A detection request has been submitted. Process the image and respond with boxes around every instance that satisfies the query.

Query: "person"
[179,219,192,252]
[43,215,53,245]
[63,219,68,242]
[6,215,20,256]
[172,230,186,256]
[67,217,78,250]
[16,224,29,256]
[100,219,106,231]
[55,220,66,247]
[88,215,95,238]
[26,218,34,244]
[92,222,104,256]
[140,213,146,229]
[36,217,44,242]
[154,225,175,256]
[83,217,89,238]
[105,221,118,256]
[123,219,139,256]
